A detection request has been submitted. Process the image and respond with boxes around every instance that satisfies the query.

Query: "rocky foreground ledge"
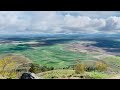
[20,72,42,79]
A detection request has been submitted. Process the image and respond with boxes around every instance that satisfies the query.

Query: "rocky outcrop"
[20,72,40,79]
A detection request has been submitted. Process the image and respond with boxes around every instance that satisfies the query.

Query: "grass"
[87,71,110,79]
[0,43,95,68]
[1,40,120,72]
[37,69,75,79]
[1,38,120,79]
[101,56,120,72]
[37,69,112,79]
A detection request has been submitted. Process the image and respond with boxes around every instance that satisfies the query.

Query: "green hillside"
[0,43,96,68]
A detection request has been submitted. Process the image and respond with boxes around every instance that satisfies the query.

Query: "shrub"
[49,67,54,70]
[85,65,96,72]
[63,66,70,69]
[40,66,54,72]
[0,56,17,79]
[40,66,49,72]
[74,63,85,74]
[95,62,107,72]
[29,63,41,74]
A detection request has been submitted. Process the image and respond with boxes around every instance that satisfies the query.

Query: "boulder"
[20,72,40,79]
[30,73,40,79]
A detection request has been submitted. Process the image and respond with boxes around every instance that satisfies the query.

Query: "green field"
[1,40,120,79]
[0,43,96,68]
[1,39,120,73]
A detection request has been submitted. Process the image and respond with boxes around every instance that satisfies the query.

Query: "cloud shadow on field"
[88,38,120,54]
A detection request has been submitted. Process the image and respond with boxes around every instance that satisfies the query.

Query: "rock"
[20,72,40,79]
[30,73,40,79]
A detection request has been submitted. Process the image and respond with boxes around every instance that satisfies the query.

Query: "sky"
[1,11,120,35]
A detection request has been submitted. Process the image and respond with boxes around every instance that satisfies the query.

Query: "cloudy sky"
[1,11,120,35]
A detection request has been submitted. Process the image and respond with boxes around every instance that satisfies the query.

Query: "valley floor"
[0,36,120,79]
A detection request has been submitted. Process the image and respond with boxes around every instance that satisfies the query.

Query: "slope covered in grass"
[0,43,96,68]
[101,56,120,72]
[37,69,75,79]
[37,69,112,79]
[17,44,96,68]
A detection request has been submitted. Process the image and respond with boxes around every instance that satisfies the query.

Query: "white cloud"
[59,11,120,18]
[106,16,120,30]
[0,11,120,34]
[64,14,91,28]
[63,14,106,33]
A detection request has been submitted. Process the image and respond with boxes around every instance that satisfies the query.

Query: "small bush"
[40,66,54,72]
[49,67,54,70]
[40,66,49,72]
[29,64,54,73]
[29,63,41,74]
[85,65,96,72]
[0,56,17,79]
[95,62,107,72]
[74,63,85,74]
[63,66,70,69]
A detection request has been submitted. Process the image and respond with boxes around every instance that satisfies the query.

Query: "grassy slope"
[37,69,112,79]
[102,56,120,72]
[1,43,120,79]
[0,44,95,68]
[37,69,75,79]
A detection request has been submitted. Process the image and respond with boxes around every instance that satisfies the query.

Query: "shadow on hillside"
[2,36,120,54]
[0,44,32,53]
[0,38,76,53]
[37,39,75,46]
[9,44,32,51]
[87,39,120,53]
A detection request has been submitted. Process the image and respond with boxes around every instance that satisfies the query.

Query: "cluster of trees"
[29,63,54,74]
[29,61,108,75]
[74,61,107,74]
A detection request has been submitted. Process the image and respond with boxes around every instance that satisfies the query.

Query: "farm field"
[1,34,120,79]
[0,36,97,68]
